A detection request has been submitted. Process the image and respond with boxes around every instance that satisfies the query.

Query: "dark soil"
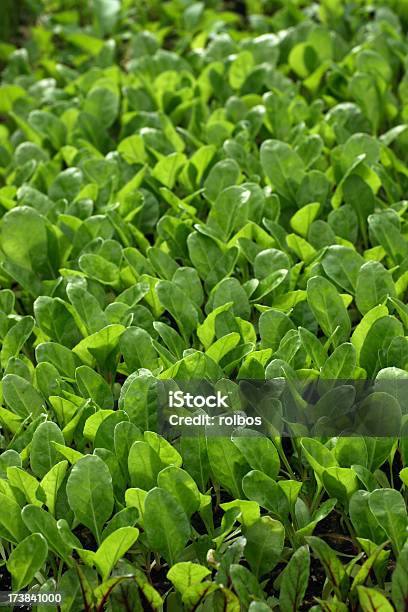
[315,510,357,557]
[0,565,30,611]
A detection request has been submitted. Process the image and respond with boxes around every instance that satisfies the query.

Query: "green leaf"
[391,542,408,611]
[94,526,139,581]
[259,309,295,351]
[206,332,241,364]
[319,342,356,385]
[7,533,48,591]
[40,461,68,516]
[120,326,158,372]
[229,50,254,89]
[321,467,359,506]
[351,305,389,359]
[321,245,364,294]
[0,207,52,276]
[76,365,114,409]
[356,261,396,315]
[305,536,349,599]
[368,489,407,554]
[84,86,119,128]
[299,326,327,369]
[0,85,25,113]
[207,186,250,241]
[357,586,393,612]
[144,488,190,565]
[204,158,240,203]
[128,441,162,490]
[242,470,288,520]
[79,254,120,285]
[300,439,337,481]
[30,421,65,478]
[72,324,125,370]
[290,202,320,237]
[21,505,71,562]
[93,0,120,35]
[260,140,305,201]
[152,153,187,189]
[66,455,114,545]
[197,302,234,350]
[172,267,204,308]
[118,134,147,164]
[279,545,310,612]
[243,516,284,577]
[229,564,265,609]
[369,212,408,264]
[180,434,210,493]
[206,436,249,499]
[101,507,138,540]
[0,316,34,369]
[342,175,375,242]
[157,466,200,518]
[350,491,387,544]
[49,167,83,202]
[231,431,280,480]
[7,466,41,506]
[212,277,250,319]
[36,342,80,378]
[3,373,45,418]
[307,276,351,347]
[360,316,403,376]
[29,110,66,150]
[0,492,29,544]
[167,562,211,594]
[66,283,108,335]
[94,411,129,453]
[144,430,182,468]
[156,280,198,340]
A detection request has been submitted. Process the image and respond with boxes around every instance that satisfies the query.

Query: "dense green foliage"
[2,0,408,610]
